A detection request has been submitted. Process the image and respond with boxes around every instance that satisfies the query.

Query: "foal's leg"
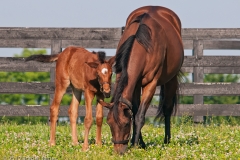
[68,86,82,145]
[49,79,69,146]
[95,99,103,146]
[133,80,157,146]
[162,76,178,144]
[82,89,94,151]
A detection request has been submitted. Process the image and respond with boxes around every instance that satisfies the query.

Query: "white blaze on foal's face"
[101,68,108,75]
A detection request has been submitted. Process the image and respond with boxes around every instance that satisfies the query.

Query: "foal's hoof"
[72,141,79,146]
[82,145,89,151]
[49,142,56,146]
[96,142,102,146]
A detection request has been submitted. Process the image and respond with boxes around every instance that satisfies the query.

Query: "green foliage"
[179,73,193,104]
[0,116,48,125]
[179,73,240,123]
[0,49,50,106]
[204,74,240,104]
[13,48,48,57]
[0,49,114,123]
[0,49,73,106]
[180,73,240,105]
[0,119,240,159]
[204,74,240,83]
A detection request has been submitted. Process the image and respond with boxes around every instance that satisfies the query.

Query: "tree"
[0,49,75,106]
[179,73,193,104]
[204,74,240,104]
[0,49,71,123]
[0,49,50,105]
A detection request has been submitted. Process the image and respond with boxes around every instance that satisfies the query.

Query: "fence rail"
[0,27,240,118]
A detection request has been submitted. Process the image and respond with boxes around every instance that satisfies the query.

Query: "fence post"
[49,40,62,125]
[192,40,204,123]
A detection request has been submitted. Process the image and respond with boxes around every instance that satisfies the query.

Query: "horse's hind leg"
[49,79,70,146]
[68,85,82,145]
[162,75,178,144]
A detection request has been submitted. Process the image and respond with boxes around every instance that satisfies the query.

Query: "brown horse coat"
[26,46,115,151]
[105,6,184,154]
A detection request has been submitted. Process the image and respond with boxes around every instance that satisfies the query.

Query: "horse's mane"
[112,13,152,124]
[92,51,106,63]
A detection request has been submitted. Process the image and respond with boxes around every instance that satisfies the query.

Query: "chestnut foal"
[26,46,115,151]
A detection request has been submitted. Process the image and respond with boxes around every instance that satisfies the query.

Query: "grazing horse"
[104,6,184,154]
[26,46,115,151]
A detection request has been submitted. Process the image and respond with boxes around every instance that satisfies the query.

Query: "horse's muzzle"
[114,144,128,155]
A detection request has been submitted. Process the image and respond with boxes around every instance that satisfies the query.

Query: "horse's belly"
[69,75,85,91]
[157,64,182,85]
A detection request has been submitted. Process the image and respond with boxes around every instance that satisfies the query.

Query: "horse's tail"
[25,54,59,62]
[155,70,184,120]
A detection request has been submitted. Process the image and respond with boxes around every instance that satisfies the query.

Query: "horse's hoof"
[164,139,170,144]
[131,142,146,149]
[140,143,146,149]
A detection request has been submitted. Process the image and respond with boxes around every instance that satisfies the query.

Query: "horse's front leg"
[68,86,82,145]
[131,123,146,149]
[82,89,94,151]
[133,80,157,147]
[130,81,146,148]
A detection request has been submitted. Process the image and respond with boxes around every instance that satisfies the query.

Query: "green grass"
[0,117,240,159]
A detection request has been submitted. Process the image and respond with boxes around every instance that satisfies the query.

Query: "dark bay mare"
[26,46,115,151]
[104,6,184,154]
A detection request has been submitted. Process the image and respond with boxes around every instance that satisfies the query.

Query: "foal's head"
[86,51,115,98]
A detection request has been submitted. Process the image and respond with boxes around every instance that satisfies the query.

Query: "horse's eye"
[124,109,132,117]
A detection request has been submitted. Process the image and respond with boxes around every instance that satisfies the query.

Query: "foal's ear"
[107,56,115,66]
[85,62,99,68]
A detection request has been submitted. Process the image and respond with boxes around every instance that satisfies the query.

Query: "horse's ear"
[107,56,115,66]
[85,62,99,68]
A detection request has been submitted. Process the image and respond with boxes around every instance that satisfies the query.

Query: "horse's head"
[104,97,133,154]
[86,55,115,98]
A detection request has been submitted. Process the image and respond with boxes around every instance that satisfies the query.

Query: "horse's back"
[56,46,98,90]
[124,6,184,84]
[126,6,181,36]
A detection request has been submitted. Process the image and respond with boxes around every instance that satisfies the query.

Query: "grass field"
[0,117,240,160]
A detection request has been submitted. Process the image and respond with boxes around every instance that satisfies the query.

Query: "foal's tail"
[25,54,59,62]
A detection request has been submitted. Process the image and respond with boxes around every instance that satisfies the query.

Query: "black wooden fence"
[0,27,240,118]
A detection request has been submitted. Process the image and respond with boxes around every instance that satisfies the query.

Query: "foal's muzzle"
[100,82,111,98]
[103,92,111,98]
